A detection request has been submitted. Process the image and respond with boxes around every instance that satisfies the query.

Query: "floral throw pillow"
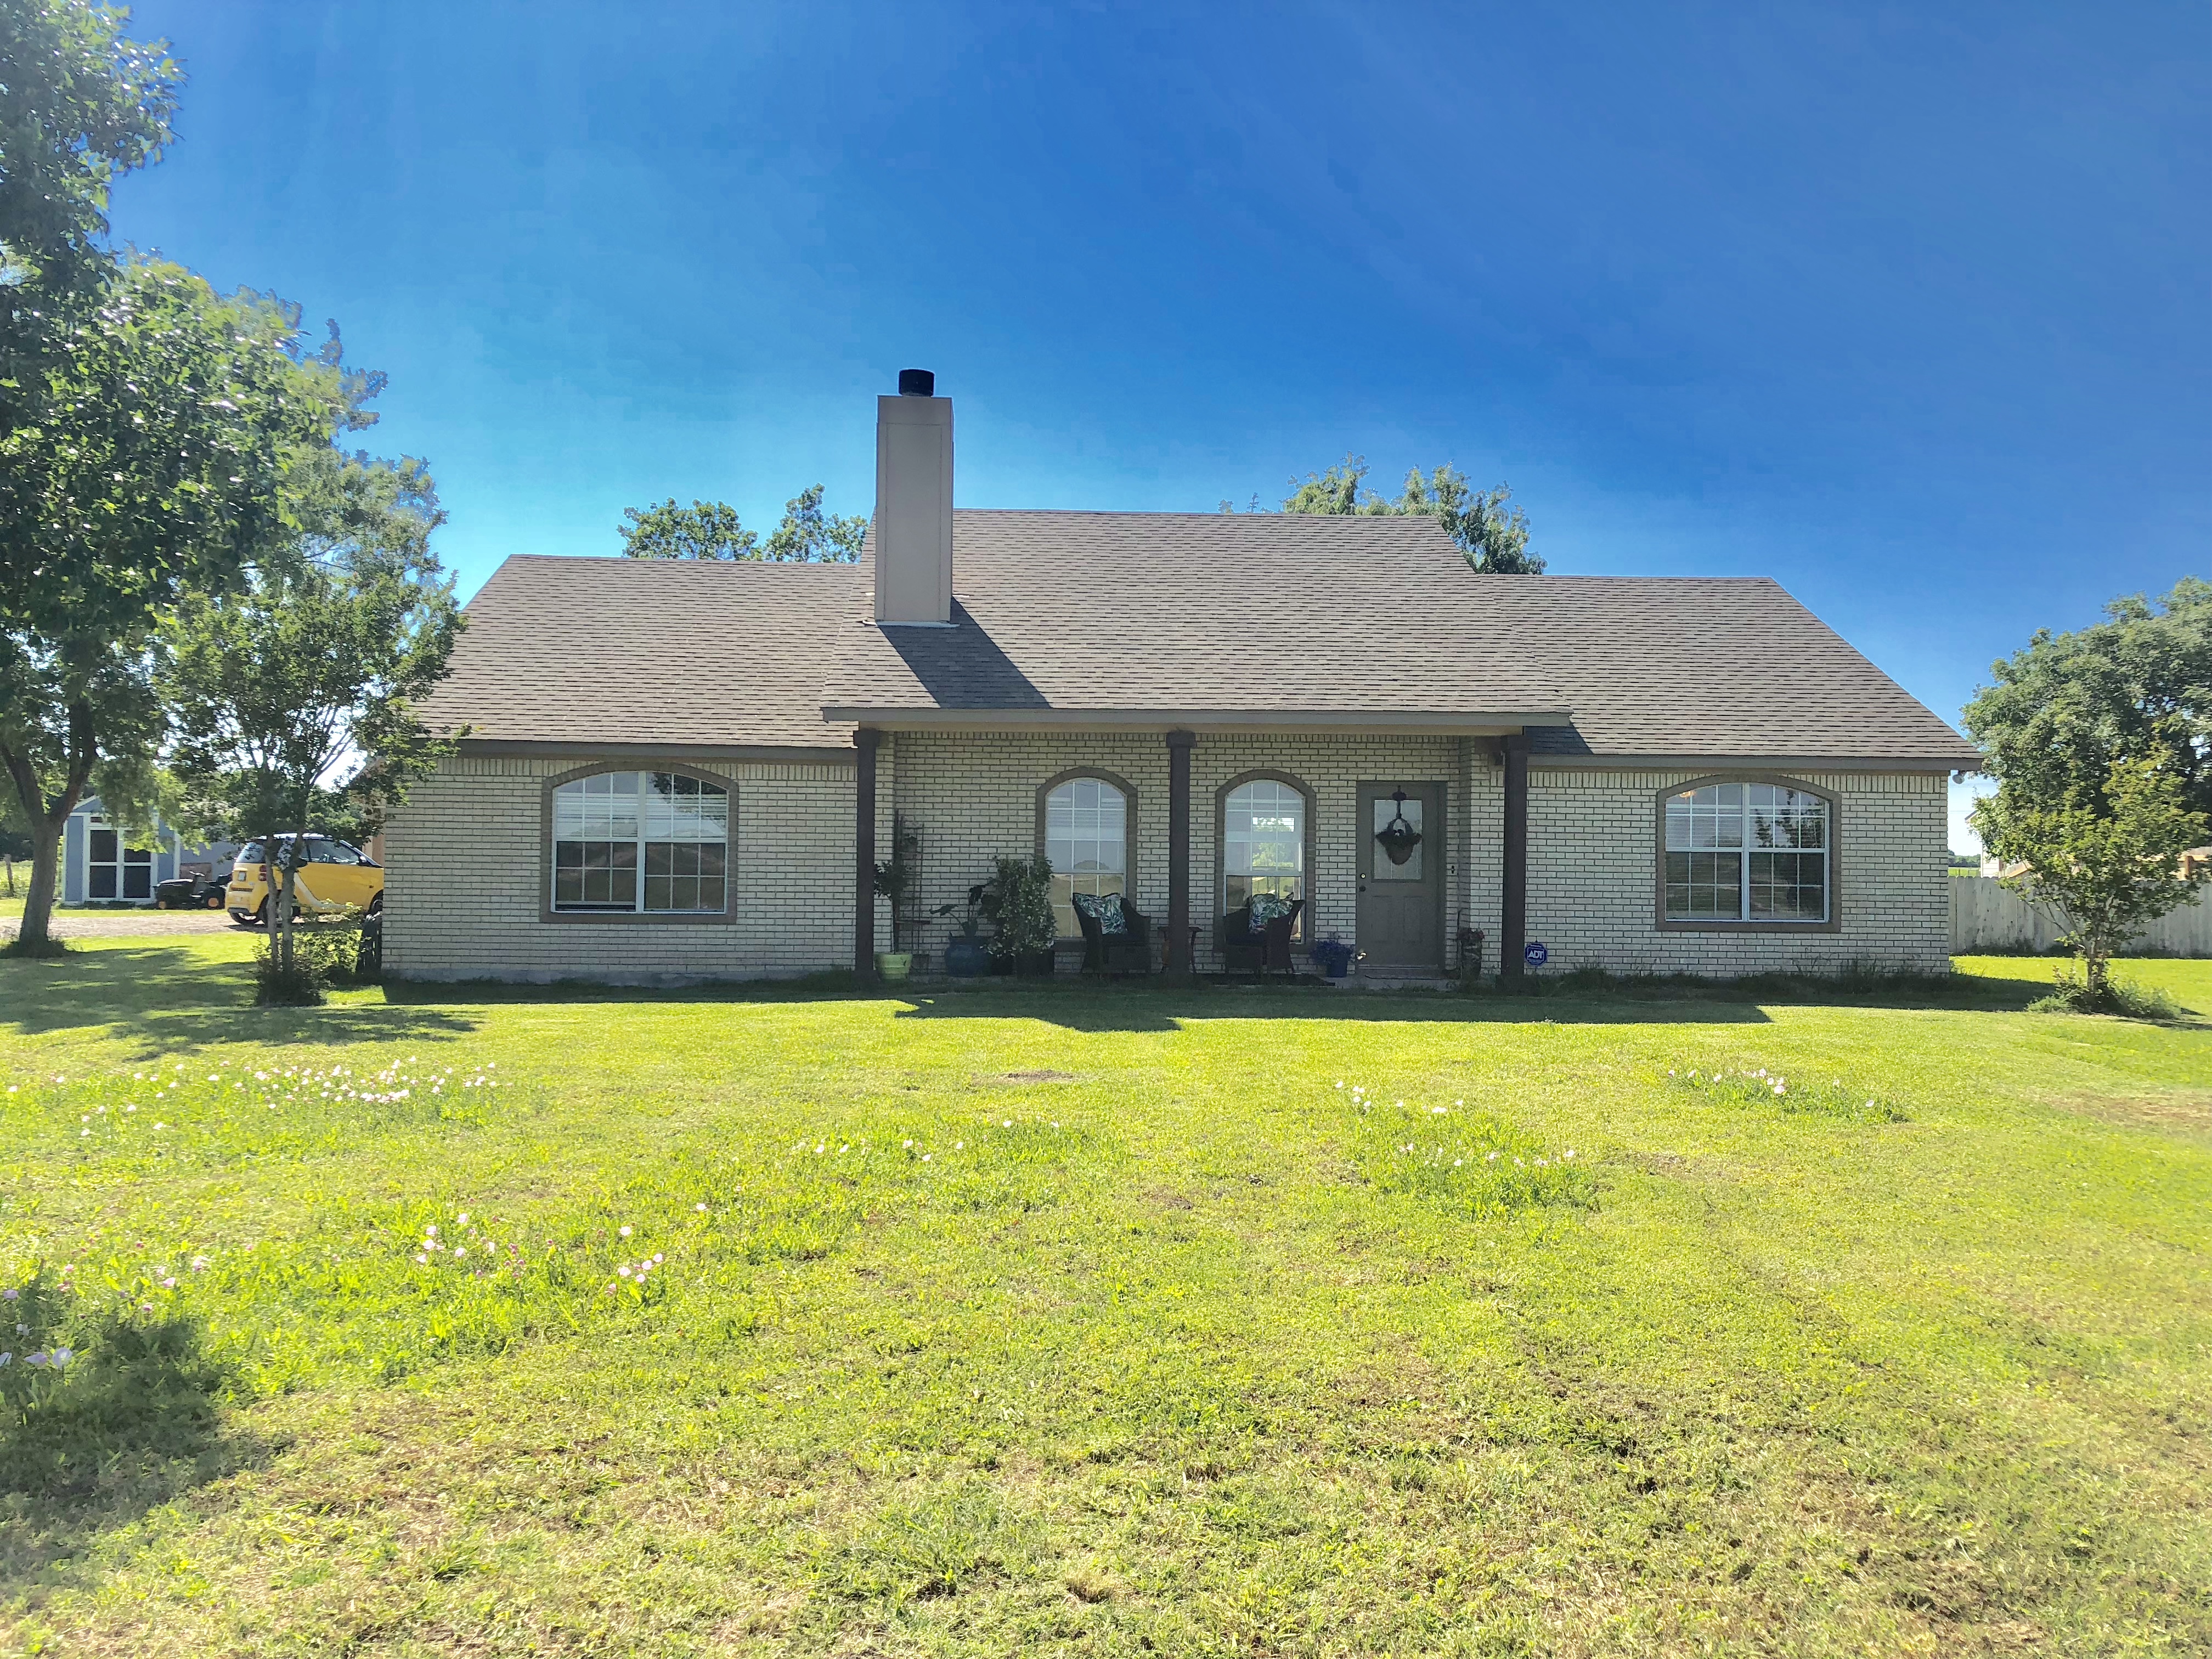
[1073,892,1128,936]
[1248,893,1292,933]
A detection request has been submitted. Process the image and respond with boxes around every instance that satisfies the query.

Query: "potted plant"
[939,885,992,978]
[1311,935,1357,979]
[981,854,1058,975]
[872,812,919,981]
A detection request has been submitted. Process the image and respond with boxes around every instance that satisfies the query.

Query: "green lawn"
[1,936,2207,1656]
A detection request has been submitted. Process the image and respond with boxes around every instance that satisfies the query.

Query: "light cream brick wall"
[382,744,1949,984]
[885,730,1482,970]
[1524,766,1951,974]
[383,755,854,984]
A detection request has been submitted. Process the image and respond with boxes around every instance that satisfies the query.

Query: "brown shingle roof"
[419,555,864,751]
[426,511,1980,766]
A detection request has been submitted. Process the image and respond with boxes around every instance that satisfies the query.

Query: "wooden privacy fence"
[1949,874,2212,956]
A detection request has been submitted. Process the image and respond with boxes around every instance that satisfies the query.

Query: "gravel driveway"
[1,907,249,940]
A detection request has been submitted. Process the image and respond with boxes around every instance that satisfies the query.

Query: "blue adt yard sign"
[1523,941,1549,969]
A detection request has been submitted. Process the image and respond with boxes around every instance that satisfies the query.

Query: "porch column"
[1165,728,1194,978]
[1500,732,1529,988]
[854,726,879,978]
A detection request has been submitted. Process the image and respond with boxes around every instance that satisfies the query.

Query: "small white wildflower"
[618,1225,632,1238]
[694,1203,707,1213]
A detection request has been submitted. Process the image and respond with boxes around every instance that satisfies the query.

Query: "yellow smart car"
[227,834,384,925]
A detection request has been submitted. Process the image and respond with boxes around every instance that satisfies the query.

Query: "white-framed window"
[552,771,729,914]
[1663,782,1829,923]
[1044,776,1127,938]
[1223,778,1306,935]
[86,816,154,901]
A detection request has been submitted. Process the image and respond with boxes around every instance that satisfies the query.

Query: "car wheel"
[367,892,383,916]
[207,891,225,910]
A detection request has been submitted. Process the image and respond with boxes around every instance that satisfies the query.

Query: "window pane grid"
[1045,777,1127,938]
[1224,780,1306,939]
[552,771,727,913]
[1663,785,1826,923]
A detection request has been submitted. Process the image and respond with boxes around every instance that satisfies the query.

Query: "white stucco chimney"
[873,368,953,625]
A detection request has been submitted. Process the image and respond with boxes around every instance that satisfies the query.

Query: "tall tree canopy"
[1275,457,1544,574]
[619,485,865,563]
[0,257,343,950]
[1963,577,2212,821]
[162,446,462,987]
[1963,578,2212,1001]
[0,0,182,397]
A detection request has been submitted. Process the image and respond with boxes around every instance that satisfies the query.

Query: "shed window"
[87,817,154,901]
[1224,780,1306,936]
[1663,783,1828,923]
[1044,777,1127,938]
[552,771,728,913]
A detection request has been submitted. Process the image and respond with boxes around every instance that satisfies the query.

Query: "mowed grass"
[0,935,2207,1656]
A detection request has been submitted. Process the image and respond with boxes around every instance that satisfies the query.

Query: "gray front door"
[1356,781,1444,968]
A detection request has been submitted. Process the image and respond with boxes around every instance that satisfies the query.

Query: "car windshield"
[237,842,263,865]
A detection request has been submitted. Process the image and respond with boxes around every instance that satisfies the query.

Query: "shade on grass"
[1,934,2207,1656]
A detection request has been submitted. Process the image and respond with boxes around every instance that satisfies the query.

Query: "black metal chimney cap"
[896,368,935,397]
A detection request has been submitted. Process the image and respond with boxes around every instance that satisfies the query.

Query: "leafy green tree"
[762,484,866,562]
[619,498,757,560]
[619,486,865,563]
[1964,578,2212,821]
[160,449,463,992]
[1965,579,2212,1002]
[0,257,342,953]
[1278,456,1543,573]
[1973,758,2206,1003]
[0,0,181,384]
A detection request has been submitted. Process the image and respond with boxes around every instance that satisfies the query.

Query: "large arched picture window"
[552,771,729,914]
[1043,776,1127,938]
[1223,777,1306,936]
[1661,781,1829,923]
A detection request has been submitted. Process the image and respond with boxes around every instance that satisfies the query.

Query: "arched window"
[1043,776,1127,939]
[552,771,729,914]
[1661,781,1829,923]
[1223,777,1307,936]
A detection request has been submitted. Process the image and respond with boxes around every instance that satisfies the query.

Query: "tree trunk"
[2,747,88,954]
[12,824,63,951]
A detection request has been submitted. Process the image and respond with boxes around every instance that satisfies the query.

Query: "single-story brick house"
[390,374,1980,985]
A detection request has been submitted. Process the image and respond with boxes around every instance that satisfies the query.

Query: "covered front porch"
[843,718,1549,984]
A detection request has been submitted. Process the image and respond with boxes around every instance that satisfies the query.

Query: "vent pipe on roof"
[874,370,953,625]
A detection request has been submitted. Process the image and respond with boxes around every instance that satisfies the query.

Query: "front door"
[1356,781,1444,968]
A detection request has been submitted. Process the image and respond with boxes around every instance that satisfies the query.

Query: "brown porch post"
[1500,732,1529,988]
[854,727,879,978]
[1165,729,1194,978]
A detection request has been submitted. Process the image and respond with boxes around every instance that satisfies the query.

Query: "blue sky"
[115,2,2209,850]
